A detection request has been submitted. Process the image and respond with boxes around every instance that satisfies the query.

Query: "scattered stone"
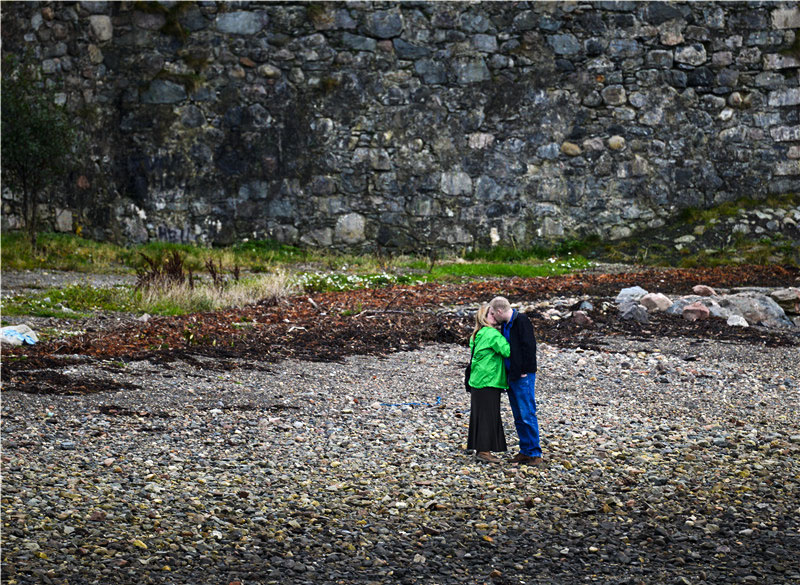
[770,288,800,315]
[683,302,710,321]
[620,303,649,324]
[692,285,717,296]
[727,314,749,327]
[615,286,649,304]
[640,292,672,312]
[572,310,593,326]
[543,308,562,320]
[704,299,728,319]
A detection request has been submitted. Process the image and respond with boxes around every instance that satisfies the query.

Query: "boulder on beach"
[692,285,717,296]
[727,315,749,327]
[615,286,648,304]
[770,288,800,315]
[620,303,649,324]
[718,293,794,329]
[667,296,722,316]
[640,292,672,312]
[683,302,710,321]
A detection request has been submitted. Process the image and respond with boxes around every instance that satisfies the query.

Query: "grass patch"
[125,242,232,275]
[294,272,423,293]
[1,284,136,318]
[137,271,297,315]
[679,202,739,225]
[2,233,310,273]
[585,192,800,268]
[427,255,591,280]
[1,272,298,318]
[679,193,800,226]
[3,233,593,282]
[230,239,307,267]
[1,232,129,272]
[463,238,597,263]
[294,255,591,292]
[602,237,799,269]
[587,238,673,265]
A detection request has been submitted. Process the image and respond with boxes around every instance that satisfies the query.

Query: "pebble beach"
[2,334,798,584]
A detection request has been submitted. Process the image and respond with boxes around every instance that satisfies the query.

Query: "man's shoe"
[523,456,544,467]
[476,451,502,464]
[510,454,544,466]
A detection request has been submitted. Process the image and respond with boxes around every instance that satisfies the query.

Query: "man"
[488,296,543,466]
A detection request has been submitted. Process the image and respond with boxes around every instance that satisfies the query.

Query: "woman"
[467,303,511,463]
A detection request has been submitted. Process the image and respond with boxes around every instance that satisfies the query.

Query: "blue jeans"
[507,374,541,457]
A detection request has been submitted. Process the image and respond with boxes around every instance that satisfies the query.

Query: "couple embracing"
[467,296,542,466]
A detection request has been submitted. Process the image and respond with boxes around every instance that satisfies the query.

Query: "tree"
[1,54,77,247]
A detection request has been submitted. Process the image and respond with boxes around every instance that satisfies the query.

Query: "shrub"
[1,54,78,247]
[136,271,297,315]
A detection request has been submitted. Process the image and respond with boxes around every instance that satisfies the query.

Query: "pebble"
[2,337,798,584]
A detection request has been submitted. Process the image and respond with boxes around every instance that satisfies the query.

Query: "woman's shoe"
[476,451,501,463]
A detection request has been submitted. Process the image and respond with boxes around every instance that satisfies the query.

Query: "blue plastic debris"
[1,327,37,345]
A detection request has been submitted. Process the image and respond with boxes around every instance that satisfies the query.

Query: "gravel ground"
[2,335,799,585]
[0,271,136,297]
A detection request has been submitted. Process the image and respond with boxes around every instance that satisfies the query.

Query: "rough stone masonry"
[1,1,798,251]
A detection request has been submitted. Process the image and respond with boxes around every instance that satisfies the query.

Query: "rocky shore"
[2,333,798,584]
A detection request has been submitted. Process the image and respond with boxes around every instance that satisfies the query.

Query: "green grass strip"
[1,284,135,318]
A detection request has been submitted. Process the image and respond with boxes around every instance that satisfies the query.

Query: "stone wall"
[1,1,799,251]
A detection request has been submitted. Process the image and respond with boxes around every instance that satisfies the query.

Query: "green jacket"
[469,326,511,390]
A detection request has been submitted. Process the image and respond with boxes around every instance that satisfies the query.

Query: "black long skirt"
[467,387,507,453]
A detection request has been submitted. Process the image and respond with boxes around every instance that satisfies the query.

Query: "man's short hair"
[489,296,511,312]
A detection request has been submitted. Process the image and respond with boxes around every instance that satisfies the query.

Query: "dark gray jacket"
[502,310,537,380]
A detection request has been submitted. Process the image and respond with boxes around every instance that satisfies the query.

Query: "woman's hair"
[471,303,491,342]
